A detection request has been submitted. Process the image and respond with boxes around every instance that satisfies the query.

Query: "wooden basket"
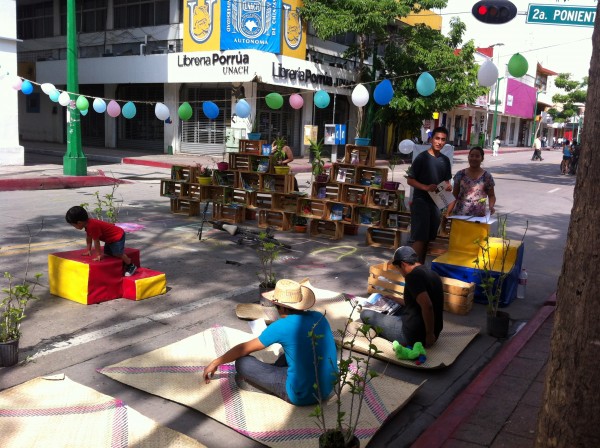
[311,182,341,201]
[309,220,343,240]
[357,166,388,188]
[272,193,301,213]
[171,165,197,182]
[330,163,359,184]
[340,184,369,205]
[297,198,326,219]
[343,145,377,167]
[212,203,245,224]
[258,210,292,231]
[160,180,185,198]
[365,228,403,249]
[170,198,200,216]
[382,210,411,230]
[260,174,295,193]
[367,188,406,210]
[239,139,267,154]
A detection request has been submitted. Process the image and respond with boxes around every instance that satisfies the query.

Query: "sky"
[439,0,595,81]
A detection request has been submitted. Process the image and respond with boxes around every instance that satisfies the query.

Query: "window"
[113,0,170,29]
[17,1,54,39]
[59,0,108,35]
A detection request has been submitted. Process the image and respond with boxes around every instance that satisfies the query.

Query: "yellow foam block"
[122,268,167,301]
[48,254,91,304]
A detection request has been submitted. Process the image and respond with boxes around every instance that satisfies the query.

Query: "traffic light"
[472,1,517,24]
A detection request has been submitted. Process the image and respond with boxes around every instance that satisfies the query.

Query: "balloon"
[477,60,499,87]
[21,80,33,95]
[265,92,284,110]
[178,102,193,120]
[314,90,330,109]
[58,91,71,106]
[373,79,394,106]
[155,102,170,121]
[41,83,56,95]
[93,97,107,113]
[11,77,22,91]
[107,100,121,118]
[76,95,89,111]
[289,93,304,110]
[81,108,88,116]
[508,53,528,78]
[122,101,136,119]
[234,99,251,118]
[398,139,416,154]
[351,84,369,107]
[202,101,219,119]
[49,90,60,103]
[416,72,436,96]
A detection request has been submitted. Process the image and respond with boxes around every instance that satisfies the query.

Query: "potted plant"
[292,215,308,233]
[310,301,382,448]
[272,136,290,174]
[247,114,261,140]
[1,271,43,367]
[383,154,401,190]
[196,164,213,185]
[256,232,280,305]
[310,139,329,183]
[217,151,229,171]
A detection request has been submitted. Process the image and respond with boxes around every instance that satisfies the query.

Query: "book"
[256,159,269,173]
[262,176,275,191]
[387,213,398,228]
[349,293,402,315]
[329,203,344,221]
[336,168,347,182]
[261,144,272,156]
[428,182,456,209]
[378,191,389,206]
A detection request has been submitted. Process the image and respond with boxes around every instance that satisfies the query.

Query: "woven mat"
[0,374,205,448]
[99,326,422,448]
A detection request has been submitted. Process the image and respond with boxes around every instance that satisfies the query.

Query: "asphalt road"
[0,148,574,447]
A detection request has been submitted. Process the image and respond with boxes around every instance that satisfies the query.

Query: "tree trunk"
[535,6,600,447]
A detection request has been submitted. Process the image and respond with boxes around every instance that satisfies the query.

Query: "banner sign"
[221,0,282,53]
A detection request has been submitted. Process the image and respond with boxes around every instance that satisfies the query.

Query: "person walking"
[492,136,501,157]
[531,136,543,161]
[561,139,572,175]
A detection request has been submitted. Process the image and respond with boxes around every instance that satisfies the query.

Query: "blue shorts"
[104,234,126,257]
[410,197,441,242]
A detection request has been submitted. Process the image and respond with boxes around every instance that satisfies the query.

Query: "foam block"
[121,267,167,301]
[48,248,140,305]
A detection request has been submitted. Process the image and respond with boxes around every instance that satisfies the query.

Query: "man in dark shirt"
[407,126,452,263]
[360,246,444,347]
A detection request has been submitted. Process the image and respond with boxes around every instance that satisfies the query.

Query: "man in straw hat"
[360,246,443,348]
[204,279,338,405]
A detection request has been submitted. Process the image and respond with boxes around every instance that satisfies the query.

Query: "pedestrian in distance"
[203,279,338,406]
[406,126,452,264]
[569,140,580,175]
[561,139,572,175]
[360,246,444,348]
[65,205,137,276]
[492,135,501,157]
[531,136,543,161]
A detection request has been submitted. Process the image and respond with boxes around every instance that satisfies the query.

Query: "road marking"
[548,188,560,193]
[27,284,256,361]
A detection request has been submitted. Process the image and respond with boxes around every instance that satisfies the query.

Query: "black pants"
[531,149,542,160]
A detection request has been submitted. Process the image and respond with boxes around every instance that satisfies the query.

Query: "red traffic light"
[472,1,517,24]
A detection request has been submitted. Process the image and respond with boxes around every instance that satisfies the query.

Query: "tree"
[547,73,587,123]
[535,6,600,447]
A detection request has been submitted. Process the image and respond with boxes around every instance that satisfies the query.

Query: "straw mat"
[0,374,205,448]
[99,326,422,448]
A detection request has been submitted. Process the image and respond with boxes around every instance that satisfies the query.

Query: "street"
[0,148,574,447]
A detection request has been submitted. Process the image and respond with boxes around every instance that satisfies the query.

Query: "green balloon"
[265,92,284,110]
[178,102,193,121]
[507,53,528,78]
[76,95,89,111]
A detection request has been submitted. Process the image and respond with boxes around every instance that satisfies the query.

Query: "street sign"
[527,4,596,27]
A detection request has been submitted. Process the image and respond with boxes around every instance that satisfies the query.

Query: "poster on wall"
[324,124,336,145]
[220,0,282,53]
[304,125,318,145]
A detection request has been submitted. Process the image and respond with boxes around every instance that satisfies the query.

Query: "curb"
[411,294,557,448]
[0,176,123,191]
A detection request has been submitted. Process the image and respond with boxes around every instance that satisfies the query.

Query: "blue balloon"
[416,72,436,97]
[49,90,60,102]
[81,108,88,116]
[202,101,219,120]
[21,80,34,95]
[314,90,330,109]
[374,79,394,105]
[235,99,251,118]
[122,101,137,119]
[93,98,107,113]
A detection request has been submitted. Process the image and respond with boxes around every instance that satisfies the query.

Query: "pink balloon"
[11,77,23,90]
[107,100,121,118]
[289,93,304,110]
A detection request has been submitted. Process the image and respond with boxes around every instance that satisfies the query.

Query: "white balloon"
[41,83,56,95]
[155,102,170,121]
[351,84,370,107]
[477,60,499,87]
[398,139,416,154]
[58,91,71,106]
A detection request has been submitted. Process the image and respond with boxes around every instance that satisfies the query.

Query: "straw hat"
[261,279,316,310]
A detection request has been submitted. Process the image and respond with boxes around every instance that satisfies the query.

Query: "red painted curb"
[0,176,123,191]
[411,300,556,448]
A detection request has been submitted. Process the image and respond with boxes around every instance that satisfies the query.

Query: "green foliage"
[309,302,383,446]
[1,272,42,342]
[80,182,121,223]
[272,137,287,163]
[196,164,213,177]
[548,73,587,123]
[256,232,280,288]
[309,139,326,176]
[388,154,401,182]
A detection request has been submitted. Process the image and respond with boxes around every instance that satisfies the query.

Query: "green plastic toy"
[392,341,426,360]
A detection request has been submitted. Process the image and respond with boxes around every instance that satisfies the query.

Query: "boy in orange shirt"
[65,205,137,276]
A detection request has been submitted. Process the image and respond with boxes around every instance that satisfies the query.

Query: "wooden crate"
[365,227,403,249]
[325,202,355,224]
[382,210,411,231]
[357,166,388,188]
[260,174,295,193]
[367,188,406,210]
[239,139,267,154]
[212,203,245,224]
[340,184,369,205]
[310,220,343,240]
[160,180,186,198]
[170,198,200,216]
[239,172,261,191]
[311,182,341,201]
[213,170,236,187]
[330,163,359,184]
[200,185,233,204]
[232,189,256,207]
[344,144,377,167]
[355,207,382,227]
[171,165,197,182]
[297,198,326,219]
[272,193,301,213]
[187,183,203,201]
[258,210,292,231]
[229,153,253,171]
[254,192,274,209]
[251,155,274,174]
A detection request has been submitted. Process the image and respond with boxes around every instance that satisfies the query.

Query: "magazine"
[428,182,456,209]
[336,168,347,182]
[348,293,402,315]
[387,213,398,228]
[329,203,344,221]
[256,159,269,173]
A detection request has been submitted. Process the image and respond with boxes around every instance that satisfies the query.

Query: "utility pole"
[491,77,504,145]
[63,0,87,175]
